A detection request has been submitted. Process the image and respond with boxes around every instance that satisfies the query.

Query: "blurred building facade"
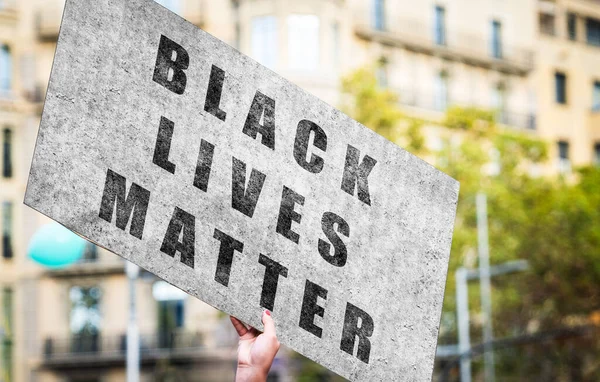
[1,0,600,381]
[536,0,600,170]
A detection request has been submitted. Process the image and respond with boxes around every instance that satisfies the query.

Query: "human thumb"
[262,309,276,337]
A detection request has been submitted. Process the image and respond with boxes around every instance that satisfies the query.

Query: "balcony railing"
[354,15,534,74]
[393,87,536,130]
[497,111,537,130]
[44,253,125,278]
[42,331,205,367]
[0,0,17,18]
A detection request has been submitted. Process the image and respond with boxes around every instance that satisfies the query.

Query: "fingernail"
[265,309,271,316]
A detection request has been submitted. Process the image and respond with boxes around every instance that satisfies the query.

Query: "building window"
[70,286,102,353]
[492,83,507,124]
[376,57,388,88]
[491,20,503,59]
[2,287,13,382]
[157,299,185,348]
[434,6,446,46]
[79,243,98,263]
[234,23,241,50]
[2,129,12,178]
[154,0,180,15]
[0,45,11,96]
[555,72,567,104]
[586,18,600,46]
[435,71,449,111]
[252,16,278,69]
[288,14,320,71]
[373,0,385,31]
[154,281,186,348]
[1,202,12,260]
[332,22,340,69]
[594,143,600,166]
[593,81,600,111]
[568,13,577,41]
[539,13,556,36]
[558,141,569,160]
[158,299,185,341]
[557,140,570,173]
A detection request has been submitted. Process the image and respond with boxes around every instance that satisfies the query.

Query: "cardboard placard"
[24,0,459,379]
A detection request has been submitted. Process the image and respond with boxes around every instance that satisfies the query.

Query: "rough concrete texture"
[24,0,459,380]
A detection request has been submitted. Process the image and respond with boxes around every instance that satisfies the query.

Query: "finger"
[262,309,276,337]
[248,326,261,337]
[230,316,249,337]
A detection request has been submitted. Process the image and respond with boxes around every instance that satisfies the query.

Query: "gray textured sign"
[24,0,459,380]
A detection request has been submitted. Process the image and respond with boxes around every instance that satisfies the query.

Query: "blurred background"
[1,0,599,381]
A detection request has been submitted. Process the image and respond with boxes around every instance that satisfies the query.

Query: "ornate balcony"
[393,87,536,130]
[354,16,534,75]
[41,331,219,369]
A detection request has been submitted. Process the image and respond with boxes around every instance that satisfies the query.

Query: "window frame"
[287,14,320,72]
[491,20,503,59]
[586,17,600,46]
[557,140,571,173]
[0,44,11,95]
[558,140,570,160]
[434,70,449,111]
[376,57,389,88]
[2,128,12,178]
[2,201,13,259]
[492,82,508,124]
[555,72,567,105]
[567,13,577,41]
[332,21,340,69]
[592,80,600,112]
[2,287,14,382]
[251,15,278,69]
[434,5,446,46]
[539,13,556,36]
[373,0,385,31]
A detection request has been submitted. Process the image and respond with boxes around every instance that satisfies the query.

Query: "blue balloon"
[28,223,87,268]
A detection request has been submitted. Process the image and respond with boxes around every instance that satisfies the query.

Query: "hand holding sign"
[230,311,280,382]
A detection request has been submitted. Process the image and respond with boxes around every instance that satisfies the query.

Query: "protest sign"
[24,0,459,379]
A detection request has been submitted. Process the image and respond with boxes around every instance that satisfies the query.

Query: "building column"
[576,13,587,43]
[555,4,567,39]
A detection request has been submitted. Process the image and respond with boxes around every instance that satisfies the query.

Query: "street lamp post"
[0,326,4,382]
[456,268,471,382]
[476,193,495,382]
[456,260,529,382]
[126,261,140,382]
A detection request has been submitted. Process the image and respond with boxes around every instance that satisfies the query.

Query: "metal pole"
[456,268,471,382]
[126,261,140,382]
[476,193,495,382]
[0,327,4,382]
